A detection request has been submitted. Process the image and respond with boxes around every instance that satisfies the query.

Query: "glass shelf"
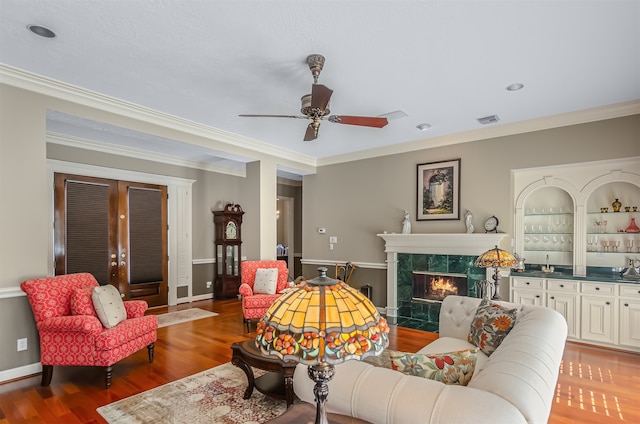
[586,231,640,235]
[587,211,638,215]
[524,212,574,217]
[524,248,573,252]
[524,231,573,235]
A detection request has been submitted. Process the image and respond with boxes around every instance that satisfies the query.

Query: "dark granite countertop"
[513,265,640,284]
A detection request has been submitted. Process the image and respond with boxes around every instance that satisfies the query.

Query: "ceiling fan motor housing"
[301,94,330,117]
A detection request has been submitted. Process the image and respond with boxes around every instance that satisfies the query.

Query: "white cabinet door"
[619,299,640,349]
[581,296,615,344]
[548,292,579,339]
[513,289,544,306]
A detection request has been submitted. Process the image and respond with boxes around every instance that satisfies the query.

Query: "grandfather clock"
[213,203,244,299]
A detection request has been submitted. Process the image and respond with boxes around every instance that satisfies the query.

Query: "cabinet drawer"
[512,277,544,290]
[620,284,640,298]
[548,279,578,292]
[581,282,616,295]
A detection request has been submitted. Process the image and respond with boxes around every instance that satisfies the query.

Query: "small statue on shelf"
[465,210,474,233]
[402,210,411,234]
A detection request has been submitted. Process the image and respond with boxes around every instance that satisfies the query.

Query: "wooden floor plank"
[0,298,638,423]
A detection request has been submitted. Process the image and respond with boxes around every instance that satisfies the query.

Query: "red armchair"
[239,260,290,332]
[20,273,158,388]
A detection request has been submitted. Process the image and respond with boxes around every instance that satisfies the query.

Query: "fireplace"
[413,271,468,302]
[377,233,508,330]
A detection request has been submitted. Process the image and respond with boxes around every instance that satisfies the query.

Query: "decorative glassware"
[626,217,640,233]
[612,198,622,212]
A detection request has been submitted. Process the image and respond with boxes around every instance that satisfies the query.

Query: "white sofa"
[293,295,567,424]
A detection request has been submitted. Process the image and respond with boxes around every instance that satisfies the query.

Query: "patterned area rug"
[97,363,287,424]
[155,308,218,328]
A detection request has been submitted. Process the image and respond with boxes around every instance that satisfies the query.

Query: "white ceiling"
[1,1,638,177]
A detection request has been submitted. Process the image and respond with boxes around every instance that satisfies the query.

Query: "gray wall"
[0,82,298,377]
[302,115,640,306]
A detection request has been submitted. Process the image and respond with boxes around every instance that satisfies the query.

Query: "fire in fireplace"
[412,271,468,302]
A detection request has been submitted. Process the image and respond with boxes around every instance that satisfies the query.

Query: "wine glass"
[625,239,634,252]
[612,240,620,252]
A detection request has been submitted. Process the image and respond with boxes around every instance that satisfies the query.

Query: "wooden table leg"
[231,355,255,399]
[284,374,294,407]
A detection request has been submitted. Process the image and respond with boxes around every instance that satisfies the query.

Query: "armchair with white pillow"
[239,260,290,332]
[20,273,158,389]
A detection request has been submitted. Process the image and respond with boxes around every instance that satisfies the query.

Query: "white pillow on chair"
[253,268,279,295]
[92,284,127,328]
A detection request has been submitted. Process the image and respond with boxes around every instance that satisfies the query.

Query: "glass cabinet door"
[225,245,239,276]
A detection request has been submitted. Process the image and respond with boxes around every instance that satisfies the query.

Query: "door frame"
[47,159,195,306]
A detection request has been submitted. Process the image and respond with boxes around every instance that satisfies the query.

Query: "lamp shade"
[474,245,519,268]
[256,268,389,365]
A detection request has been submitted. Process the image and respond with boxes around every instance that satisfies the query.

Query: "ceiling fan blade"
[239,114,309,119]
[328,115,389,128]
[311,84,333,110]
[304,123,318,141]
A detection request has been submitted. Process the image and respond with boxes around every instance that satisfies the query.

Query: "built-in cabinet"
[513,157,640,276]
[510,276,640,352]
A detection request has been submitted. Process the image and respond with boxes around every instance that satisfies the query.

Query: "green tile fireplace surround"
[396,253,485,331]
[378,232,509,332]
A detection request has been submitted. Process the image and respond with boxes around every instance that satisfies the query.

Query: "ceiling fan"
[239,54,388,141]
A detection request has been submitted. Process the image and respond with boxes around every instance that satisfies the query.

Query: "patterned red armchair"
[239,260,290,332]
[20,273,158,388]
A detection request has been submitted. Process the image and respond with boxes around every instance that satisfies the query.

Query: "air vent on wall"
[477,114,500,125]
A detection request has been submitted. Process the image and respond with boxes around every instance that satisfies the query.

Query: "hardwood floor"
[1,298,638,423]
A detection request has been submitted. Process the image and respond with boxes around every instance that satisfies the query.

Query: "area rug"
[97,363,287,424]
[155,308,218,328]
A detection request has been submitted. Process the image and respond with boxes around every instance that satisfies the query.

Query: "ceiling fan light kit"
[239,53,388,141]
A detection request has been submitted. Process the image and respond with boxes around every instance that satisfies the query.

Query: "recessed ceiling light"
[416,123,431,131]
[27,25,56,38]
[506,83,524,91]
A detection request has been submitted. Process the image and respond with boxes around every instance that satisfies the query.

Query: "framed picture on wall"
[417,159,460,220]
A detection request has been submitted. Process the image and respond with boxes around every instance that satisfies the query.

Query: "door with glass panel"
[54,173,168,306]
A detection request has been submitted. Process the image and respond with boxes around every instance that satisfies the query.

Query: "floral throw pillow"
[389,348,478,386]
[468,298,518,356]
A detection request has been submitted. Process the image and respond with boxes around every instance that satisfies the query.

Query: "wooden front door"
[54,173,168,307]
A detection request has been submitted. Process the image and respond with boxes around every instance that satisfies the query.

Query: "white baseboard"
[0,362,42,383]
[189,293,214,302]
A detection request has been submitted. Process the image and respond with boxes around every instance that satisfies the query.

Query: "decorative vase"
[612,198,622,212]
[626,217,640,233]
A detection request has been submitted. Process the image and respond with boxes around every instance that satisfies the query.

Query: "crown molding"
[319,100,640,166]
[47,132,247,177]
[3,64,637,170]
[0,64,317,169]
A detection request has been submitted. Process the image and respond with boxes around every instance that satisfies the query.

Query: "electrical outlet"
[329,236,338,244]
[17,338,27,351]
[206,281,212,289]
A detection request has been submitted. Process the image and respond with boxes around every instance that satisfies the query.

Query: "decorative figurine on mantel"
[402,210,412,234]
[465,210,474,233]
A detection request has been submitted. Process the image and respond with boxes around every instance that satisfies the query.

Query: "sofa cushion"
[468,298,517,356]
[70,286,97,316]
[389,348,478,385]
[253,268,279,294]
[92,284,127,329]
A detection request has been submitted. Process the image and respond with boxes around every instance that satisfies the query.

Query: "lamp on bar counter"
[256,267,390,424]
[474,245,519,300]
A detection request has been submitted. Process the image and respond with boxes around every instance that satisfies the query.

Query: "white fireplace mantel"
[378,233,508,256]
[378,232,509,322]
